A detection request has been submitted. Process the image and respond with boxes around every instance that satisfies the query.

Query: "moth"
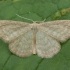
[0,20,70,58]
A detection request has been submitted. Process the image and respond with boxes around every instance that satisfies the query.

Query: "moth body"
[31,23,38,54]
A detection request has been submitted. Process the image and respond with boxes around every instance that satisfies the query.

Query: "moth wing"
[0,20,30,42]
[36,30,60,58]
[40,20,70,42]
[9,30,33,57]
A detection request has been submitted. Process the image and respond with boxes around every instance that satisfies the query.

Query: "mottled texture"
[0,20,29,42]
[0,20,70,58]
[36,30,60,58]
[9,30,33,57]
[40,20,70,42]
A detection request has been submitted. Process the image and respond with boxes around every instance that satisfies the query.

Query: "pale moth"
[0,15,70,58]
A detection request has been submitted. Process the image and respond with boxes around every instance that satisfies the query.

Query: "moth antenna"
[32,18,46,23]
[42,18,46,22]
[16,14,35,23]
[16,14,46,23]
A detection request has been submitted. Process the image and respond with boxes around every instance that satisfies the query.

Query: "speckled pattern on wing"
[9,30,33,57]
[40,20,70,42]
[0,20,29,42]
[36,30,60,58]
